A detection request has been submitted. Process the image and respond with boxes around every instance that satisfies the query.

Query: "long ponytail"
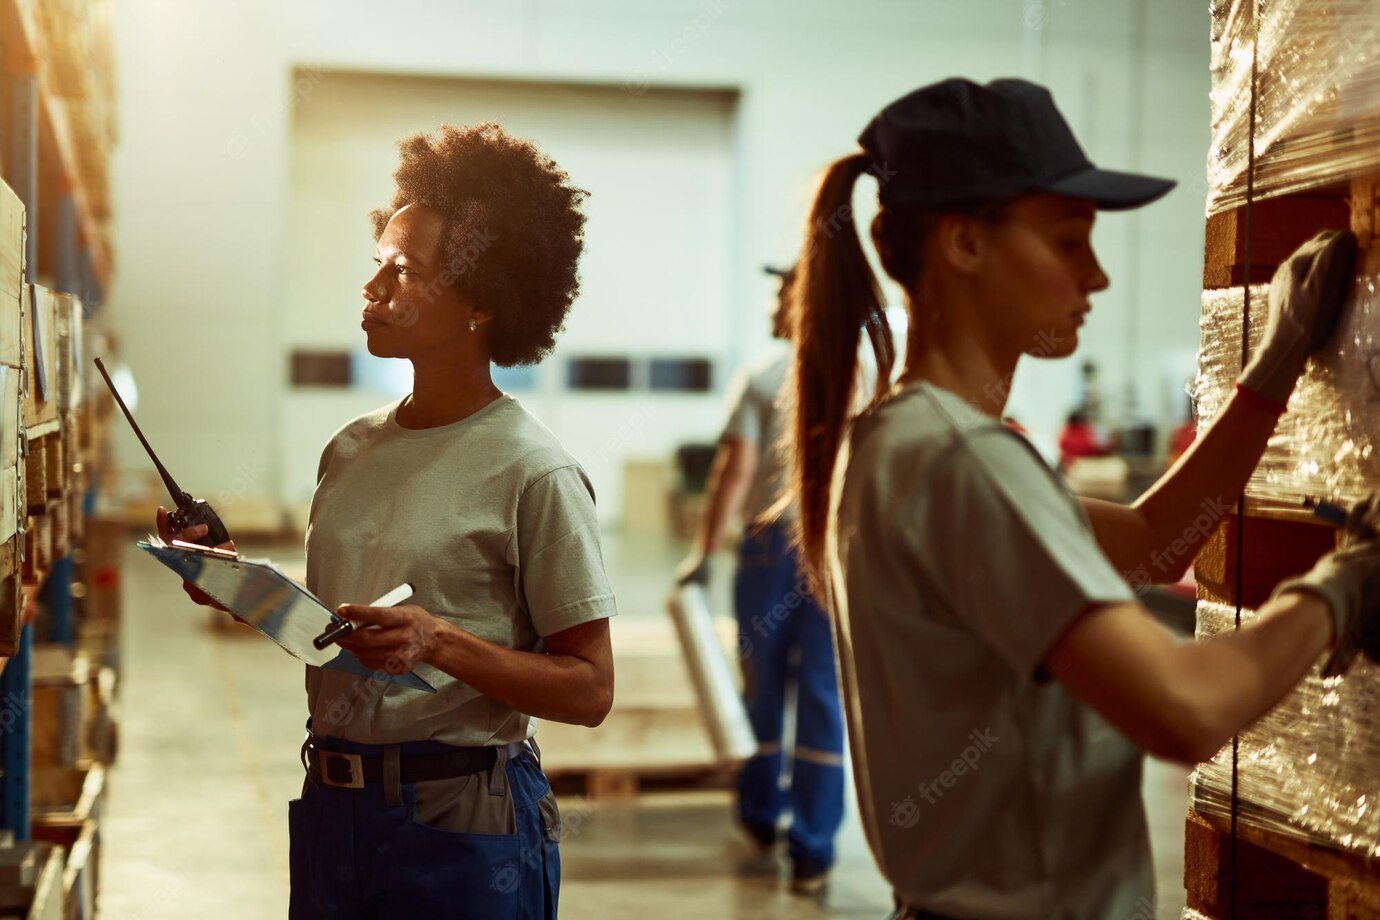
[788,154,894,588]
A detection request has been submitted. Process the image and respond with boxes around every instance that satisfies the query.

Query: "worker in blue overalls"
[677,265,844,896]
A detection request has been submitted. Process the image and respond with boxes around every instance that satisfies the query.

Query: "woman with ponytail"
[790,78,1380,918]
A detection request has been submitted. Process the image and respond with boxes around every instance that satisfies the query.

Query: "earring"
[468,318,478,332]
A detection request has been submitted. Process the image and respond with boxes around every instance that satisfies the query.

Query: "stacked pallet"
[539,616,740,799]
[1187,1,1380,915]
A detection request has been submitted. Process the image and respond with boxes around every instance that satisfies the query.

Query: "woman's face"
[972,193,1109,359]
[361,204,471,359]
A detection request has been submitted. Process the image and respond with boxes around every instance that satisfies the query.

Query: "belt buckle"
[318,750,365,789]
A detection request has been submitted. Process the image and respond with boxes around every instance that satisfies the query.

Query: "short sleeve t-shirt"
[722,349,793,524]
[829,381,1149,919]
[305,394,617,747]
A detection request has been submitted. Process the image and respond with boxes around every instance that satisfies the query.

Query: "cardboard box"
[0,181,22,369]
[31,646,89,769]
[0,365,21,544]
[52,294,81,414]
[22,286,59,433]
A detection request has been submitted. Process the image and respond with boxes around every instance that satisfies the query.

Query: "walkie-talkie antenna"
[93,357,192,511]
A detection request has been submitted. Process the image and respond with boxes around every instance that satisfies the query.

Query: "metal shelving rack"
[0,0,112,842]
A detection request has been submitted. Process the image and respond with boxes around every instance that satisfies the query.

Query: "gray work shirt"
[304,394,617,747]
[723,348,793,524]
[829,381,1149,919]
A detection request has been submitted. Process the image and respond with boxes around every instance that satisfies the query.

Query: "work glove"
[1238,230,1357,408]
[1272,494,1380,677]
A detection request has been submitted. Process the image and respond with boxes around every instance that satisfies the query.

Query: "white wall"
[109,0,1210,522]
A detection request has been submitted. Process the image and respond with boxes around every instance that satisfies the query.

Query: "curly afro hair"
[370,123,589,366]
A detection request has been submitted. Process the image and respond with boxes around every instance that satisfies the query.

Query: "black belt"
[305,741,499,789]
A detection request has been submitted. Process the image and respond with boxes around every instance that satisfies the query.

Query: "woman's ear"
[934,214,984,275]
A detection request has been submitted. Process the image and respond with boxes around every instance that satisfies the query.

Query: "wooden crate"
[1195,513,1337,609]
[21,286,58,434]
[22,435,45,518]
[0,366,23,546]
[31,765,103,920]
[0,179,22,370]
[0,538,23,657]
[76,518,121,626]
[30,647,88,770]
[0,842,65,920]
[51,298,80,419]
[1186,807,1380,918]
[40,436,60,504]
[31,764,104,825]
[81,666,116,765]
[21,514,52,585]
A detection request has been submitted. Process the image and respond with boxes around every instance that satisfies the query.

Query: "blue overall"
[288,733,559,919]
[735,520,846,875]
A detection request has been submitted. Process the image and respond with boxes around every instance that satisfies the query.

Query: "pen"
[312,582,415,650]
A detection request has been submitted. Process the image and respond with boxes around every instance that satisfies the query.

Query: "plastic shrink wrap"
[1208,0,1380,216]
[1191,600,1380,855]
[1195,278,1380,514]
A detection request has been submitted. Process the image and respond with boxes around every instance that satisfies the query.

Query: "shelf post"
[0,621,31,841]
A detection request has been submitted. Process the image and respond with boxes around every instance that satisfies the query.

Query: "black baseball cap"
[858,77,1174,211]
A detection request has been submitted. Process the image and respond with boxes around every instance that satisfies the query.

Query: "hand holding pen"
[314,582,415,650]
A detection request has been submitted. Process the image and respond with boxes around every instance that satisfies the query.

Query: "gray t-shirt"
[830,381,1149,919]
[723,348,793,524]
[304,394,617,746]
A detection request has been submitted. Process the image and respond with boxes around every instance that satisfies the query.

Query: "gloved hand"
[1238,230,1357,408]
[1273,494,1380,677]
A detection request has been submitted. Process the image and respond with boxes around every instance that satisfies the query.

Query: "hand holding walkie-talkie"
[94,357,233,548]
[94,357,239,612]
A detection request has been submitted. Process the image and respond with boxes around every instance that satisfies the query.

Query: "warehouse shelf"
[0,0,113,293]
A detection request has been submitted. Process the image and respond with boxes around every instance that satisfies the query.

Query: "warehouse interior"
[2,0,1380,917]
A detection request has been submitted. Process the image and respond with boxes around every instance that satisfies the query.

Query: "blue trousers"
[289,735,559,919]
[734,522,845,873]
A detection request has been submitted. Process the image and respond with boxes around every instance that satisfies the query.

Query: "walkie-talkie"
[93,357,232,548]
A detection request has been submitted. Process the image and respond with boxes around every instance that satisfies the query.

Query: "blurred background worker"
[677,265,845,896]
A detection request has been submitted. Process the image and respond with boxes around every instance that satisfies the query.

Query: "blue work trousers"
[734,521,846,873]
[289,734,559,919]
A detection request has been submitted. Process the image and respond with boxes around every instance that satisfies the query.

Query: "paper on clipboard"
[138,538,435,692]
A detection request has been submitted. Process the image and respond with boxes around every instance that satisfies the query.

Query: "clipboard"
[138,538,435,693]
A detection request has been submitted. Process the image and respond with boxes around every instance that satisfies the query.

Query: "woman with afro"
[164,123,616,918]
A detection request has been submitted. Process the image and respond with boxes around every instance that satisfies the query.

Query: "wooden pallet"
[1186,808,1380,918]
[536,617,744,800]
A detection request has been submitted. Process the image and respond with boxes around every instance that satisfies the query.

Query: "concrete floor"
[100,533,1191,918]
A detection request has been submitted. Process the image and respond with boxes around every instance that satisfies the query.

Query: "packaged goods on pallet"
[1208,0,1380,216]
[1191,600,1380,857]
[0,181,22,370]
